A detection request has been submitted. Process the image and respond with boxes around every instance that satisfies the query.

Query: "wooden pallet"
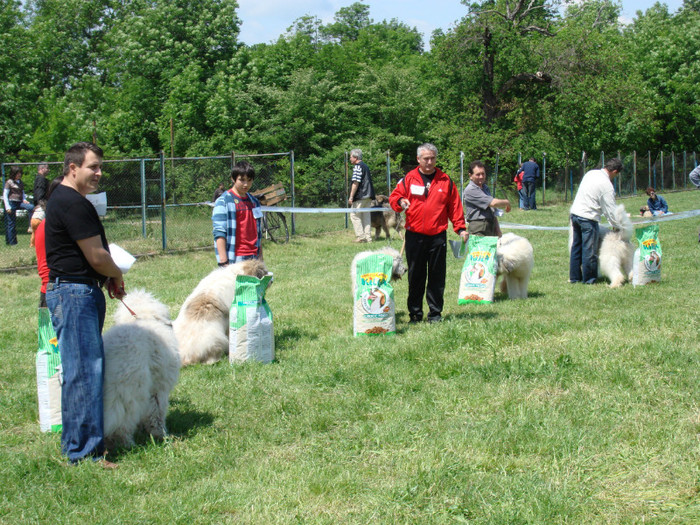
[253,183,286,206]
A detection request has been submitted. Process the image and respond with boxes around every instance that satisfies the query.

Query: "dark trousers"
[405,230,447,321]
[569,214,599,284]
[523,180,537,210]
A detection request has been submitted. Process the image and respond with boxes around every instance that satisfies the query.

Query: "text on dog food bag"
[632,224,662,286]
[354,253,396,336]
[459,236,498,304]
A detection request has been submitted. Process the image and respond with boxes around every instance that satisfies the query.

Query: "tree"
[0,0,39,153]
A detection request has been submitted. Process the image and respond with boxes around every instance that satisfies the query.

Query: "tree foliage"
[1,0,697,187]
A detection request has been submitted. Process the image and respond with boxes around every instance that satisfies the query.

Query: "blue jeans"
[46,281,106,462]
[5,200,35,245]
[569,214,599,284]
[523,180,537,210]
[518,188,526,209]
[232,255,257,263]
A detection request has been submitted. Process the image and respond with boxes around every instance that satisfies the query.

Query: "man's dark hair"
[605,158,623,173]
[9,166,22,179]
[469,160,486,175]
[63,142,103,176]
[231,161,255,181]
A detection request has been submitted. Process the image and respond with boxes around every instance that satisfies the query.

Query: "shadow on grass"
[493,290,545,301]
[165,398,215,437]
[102,399,215,460]
[276,326,315,354]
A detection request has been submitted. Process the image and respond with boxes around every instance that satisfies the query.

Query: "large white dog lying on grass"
[496,233,534,299]
[102,289,180,449]
[174,259,269,366]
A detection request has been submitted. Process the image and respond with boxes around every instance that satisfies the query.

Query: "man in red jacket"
[390,143,469,323]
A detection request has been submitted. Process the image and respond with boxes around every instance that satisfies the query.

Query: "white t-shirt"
[570,169,620,229]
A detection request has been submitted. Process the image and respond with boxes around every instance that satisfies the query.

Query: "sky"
[236,0,685,49]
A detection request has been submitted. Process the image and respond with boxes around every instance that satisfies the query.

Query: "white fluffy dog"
[568,204,635,288]
[496,233,534,299]
[598,204,635,288]
[102,289,180,449]
[173,259,269,366]
[351,246,407,294]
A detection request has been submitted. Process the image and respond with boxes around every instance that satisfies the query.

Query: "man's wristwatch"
[218,261,229,267]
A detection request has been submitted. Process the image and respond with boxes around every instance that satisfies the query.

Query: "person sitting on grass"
[212,161,263,267]
[645,187,669,216]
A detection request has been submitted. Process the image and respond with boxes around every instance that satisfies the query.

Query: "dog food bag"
[229,274,274,363]
[36,307,62,433]
[354,253,396,336]
[458,236,498,304]
[632,224,662,286]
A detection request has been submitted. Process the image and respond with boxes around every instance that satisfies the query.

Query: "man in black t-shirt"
[45,142,125,468]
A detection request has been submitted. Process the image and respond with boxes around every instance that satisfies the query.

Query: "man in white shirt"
[569,158,623,284]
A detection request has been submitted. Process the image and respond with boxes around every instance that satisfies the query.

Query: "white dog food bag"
[458,236,498,304]
[36,307,62,433]
[353,253,396,336]
[633,224,662,286]
[229,274,274,363]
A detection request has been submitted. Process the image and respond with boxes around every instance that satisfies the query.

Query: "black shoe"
[427,315,442,324]
[409,314,423,323]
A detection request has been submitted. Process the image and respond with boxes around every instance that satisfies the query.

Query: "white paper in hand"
[109,243,136,273]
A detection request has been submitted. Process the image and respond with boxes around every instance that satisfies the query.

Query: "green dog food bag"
[353,253,396,336]
[633,224,662,286]
[36,307,62,433]
[229,273,274,363]
[458,235,498,304]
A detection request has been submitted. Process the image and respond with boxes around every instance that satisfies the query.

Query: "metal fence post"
[672,151,676,190]
[290,150,295,236]
[344,151,349,230]
[493,152,499,194]
[459,151,464,196]
[660,151,664,190]
[542,152,546,206]
[648,151,651,188]
[140,158,147,238]
[683,151,687,187]
[633,151,637,195]
[160,151,166,250]
[385,150,391,194]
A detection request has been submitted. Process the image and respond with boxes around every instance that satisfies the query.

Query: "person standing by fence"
[33,164,49,205]
[4,166,35,245]
[348,149,375,243]
[689,164,700,189]
[520,157,540,210]
[212,161,263,266]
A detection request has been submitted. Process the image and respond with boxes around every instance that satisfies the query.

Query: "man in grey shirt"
[462,160,511,236]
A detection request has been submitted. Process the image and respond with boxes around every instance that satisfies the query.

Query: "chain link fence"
[1,149,697,270]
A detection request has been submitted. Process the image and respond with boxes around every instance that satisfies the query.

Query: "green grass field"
[1,191,699,523]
